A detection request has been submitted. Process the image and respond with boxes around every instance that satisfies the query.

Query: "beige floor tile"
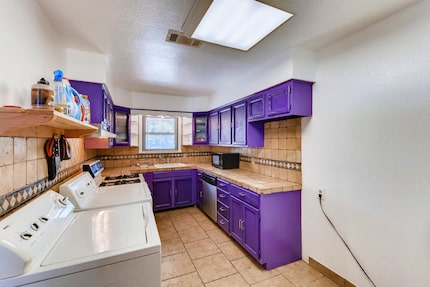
[161,252,195,281]
[205,273,249,287]
[161,238,186,257]
[231,256,280,285]
[277,260,323,287]
[193,253,237,283]
[301,277,338,287]
[168,208,193,221]
[162,272,204,287]
[217,240,247,261]
[206,227,230,244]
[172,216,200,231]
[178,225,208,243]
[158,226,179,240]
[155,211,171,220]
[184,238,220,260]
[188,207,203,215]
[217,240,248,261]
[198,217,219,231]
[251,274,295,287]
[156,217,174,229]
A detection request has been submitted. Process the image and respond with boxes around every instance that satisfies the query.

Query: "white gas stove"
[61,160,152,211]
[0,190,161,287]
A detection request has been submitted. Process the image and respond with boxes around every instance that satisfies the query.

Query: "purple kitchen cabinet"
[192,113,209,145]
[208,110,219,145]
[247,92,265,122]
[265,79,313,119]
[232,101,247,145]
[69,80,113,128]
[174,176,194,207]
[152,178,173,210]
[219,106,232,145]
[145,170,196,211]
[230,182,302,270]
[217,178,231,233]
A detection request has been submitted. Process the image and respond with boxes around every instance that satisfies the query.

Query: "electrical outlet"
[318,188,325,200]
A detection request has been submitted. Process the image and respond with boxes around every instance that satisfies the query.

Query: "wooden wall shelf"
[0,107,98,138]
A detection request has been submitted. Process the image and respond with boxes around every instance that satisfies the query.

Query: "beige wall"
[0,137,96,198]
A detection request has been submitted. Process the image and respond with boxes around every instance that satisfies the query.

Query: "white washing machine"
[0,191,161,287]
[59,172,152,211]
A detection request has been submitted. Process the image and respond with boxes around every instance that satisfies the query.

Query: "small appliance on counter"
[212,152,240,169]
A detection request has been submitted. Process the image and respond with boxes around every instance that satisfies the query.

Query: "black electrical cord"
[318,194,377,287]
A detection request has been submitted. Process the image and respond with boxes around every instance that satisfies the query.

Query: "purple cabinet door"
[232,101,246,145]
[174,177,193,207]
[243,204,260,259]
[247,93,265,121]
[219,106,232,145]
[266,82,291,117]
[193,113,208,145]
[152,179,173,210]
[208,111,219,145]
[231,195,261,259]
[230,197,243,242]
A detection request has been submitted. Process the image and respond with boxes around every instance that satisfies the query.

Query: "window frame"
[138,115,182,153]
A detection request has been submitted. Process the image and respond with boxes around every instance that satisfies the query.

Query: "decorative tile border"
[0,164,82,218]
[240,156,301,171]
[98,151,211,161]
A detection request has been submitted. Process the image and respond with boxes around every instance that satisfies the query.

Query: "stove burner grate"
[100,178,141,186]
[104,174,140,181]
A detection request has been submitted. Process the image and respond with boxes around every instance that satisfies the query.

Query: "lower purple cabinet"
[231,196,260,259]
[144,170,196,211]
[229,183,302,270]
[217,178,230,233]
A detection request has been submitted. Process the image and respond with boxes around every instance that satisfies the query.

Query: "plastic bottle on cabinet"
[82,95,91,124]
[53,70,68,115]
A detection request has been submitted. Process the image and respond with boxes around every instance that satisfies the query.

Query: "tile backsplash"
[0,117,303,217]
[0,137,97,217]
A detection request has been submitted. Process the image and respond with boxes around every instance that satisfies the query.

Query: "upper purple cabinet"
[248,79,313,122]
[219,105,232,145]
[247,92,265,122]
[208,110,219,145]
[69,80,114,130]
[232,101,247,145]
[192,112,209,145]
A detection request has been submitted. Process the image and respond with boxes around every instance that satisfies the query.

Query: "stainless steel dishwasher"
[201,173,217,221]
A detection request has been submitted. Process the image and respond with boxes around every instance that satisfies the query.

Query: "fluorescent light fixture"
[182,0,293,51]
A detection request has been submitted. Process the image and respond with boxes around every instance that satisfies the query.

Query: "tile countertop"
[107,163,302,195]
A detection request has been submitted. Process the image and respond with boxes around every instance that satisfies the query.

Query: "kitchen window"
[139,115,181,152]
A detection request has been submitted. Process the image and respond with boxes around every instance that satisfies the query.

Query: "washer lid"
[90,183,151,208]
[42,203,149,266]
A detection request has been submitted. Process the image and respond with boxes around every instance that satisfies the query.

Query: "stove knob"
[58,196,69,207]
[20,232,33,240]
[31,222,40,231]
[39,216,49,223]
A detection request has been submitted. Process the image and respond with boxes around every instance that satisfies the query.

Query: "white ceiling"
[36,0,420,98]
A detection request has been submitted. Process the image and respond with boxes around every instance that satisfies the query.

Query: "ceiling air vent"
[166,29,202,48]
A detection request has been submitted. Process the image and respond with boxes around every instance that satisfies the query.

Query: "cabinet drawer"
[217,201,230,219]
[153,169,192,179]
[217,178,229,191]
[230,184,260,208]
[217,188,230,206]
[217,213,230,234]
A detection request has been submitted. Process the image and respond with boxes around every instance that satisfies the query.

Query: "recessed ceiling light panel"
[190,0,293,51]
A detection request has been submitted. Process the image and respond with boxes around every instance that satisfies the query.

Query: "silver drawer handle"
[238,192,246,197]
[220,220,225,224]
[219,207,226,212]
[219,194,226,198]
